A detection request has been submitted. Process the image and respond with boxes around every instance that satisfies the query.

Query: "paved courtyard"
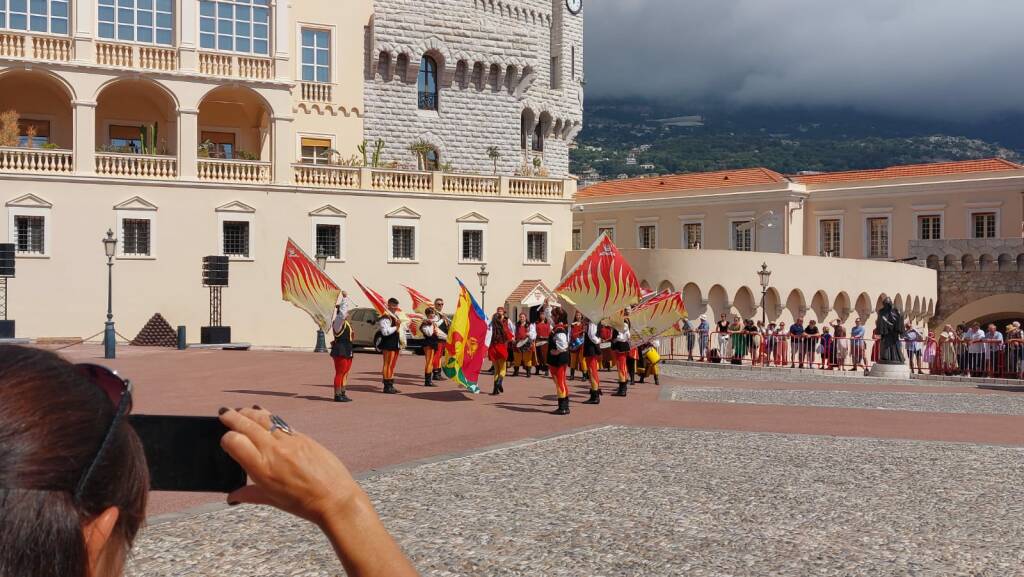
[39,345,1024,575]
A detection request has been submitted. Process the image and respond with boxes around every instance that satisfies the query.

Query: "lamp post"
[757,262,772,326]
[477,263,490,312]
[102,229,117,359]
[314,253,328,353]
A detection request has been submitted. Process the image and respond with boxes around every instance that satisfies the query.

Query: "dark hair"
[387,298,399,306]
[0,345,148,577]
[491,314,508,343]
[424,307,435,317]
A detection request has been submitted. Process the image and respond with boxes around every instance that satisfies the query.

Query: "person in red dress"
[547,308,571,415]
[487,310,511,395]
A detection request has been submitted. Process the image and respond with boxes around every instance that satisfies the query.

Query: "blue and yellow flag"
[443,279,487,394]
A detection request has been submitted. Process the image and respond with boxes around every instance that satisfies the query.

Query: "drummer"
[637,339,662,386]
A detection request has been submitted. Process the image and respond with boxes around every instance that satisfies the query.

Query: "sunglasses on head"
[72,364,133,502]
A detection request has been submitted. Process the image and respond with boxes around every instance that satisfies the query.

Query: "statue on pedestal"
[875,297,905,364]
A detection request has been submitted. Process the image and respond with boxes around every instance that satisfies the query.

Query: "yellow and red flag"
[555,232,642,323]
[402,284,434,315]
[442,278,487,394]
[627,291,688,345]
[280,238,340,332]
[353,278,423,344]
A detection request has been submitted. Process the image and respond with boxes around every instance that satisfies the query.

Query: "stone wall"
[909,238,1024,326]
[363,0,584,178]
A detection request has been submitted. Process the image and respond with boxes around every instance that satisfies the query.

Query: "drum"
[644,348,661,365]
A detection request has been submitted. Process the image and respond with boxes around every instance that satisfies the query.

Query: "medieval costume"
[378,310,402,394]
[512,316,537,377]
[548,318,571,415]
[421,312,439,387]
[330,303,354,403]
[432,311,450,381]
[611,320,631,397]
[487,312,511,395]
[569,314,587,381]
[534,314,552,376]
[582,319,604,404]
[638,339,661,385]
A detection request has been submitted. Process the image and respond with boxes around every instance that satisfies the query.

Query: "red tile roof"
[504,280,550,306]
[576,168,787,199]
[792,158,1023,185]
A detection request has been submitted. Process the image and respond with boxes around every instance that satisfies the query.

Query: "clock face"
[566,0,582,15]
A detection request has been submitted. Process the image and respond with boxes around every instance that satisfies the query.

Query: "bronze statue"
[875,297,905,364]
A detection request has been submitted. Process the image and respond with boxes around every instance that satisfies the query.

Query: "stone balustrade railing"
[299,82,333,103]
[198,52,274,80]
[95,42,179,71]
[0,147,73,174]
[96,153,177,179]
[0,31,72,61]
[293,165,573,199]
[197,158,271,184]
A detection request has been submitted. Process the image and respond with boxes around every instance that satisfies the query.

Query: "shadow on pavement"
[402,389,475,402]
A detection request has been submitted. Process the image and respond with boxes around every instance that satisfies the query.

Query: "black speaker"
[202,255,229,287]
[0,320,13,339]
[0,243,14,278]
[201,326,231,344]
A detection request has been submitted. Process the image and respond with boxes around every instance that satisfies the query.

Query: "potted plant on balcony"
[197,140,214,158]
[0,110,20,148]
[408,139,434,171]
[486,146,501,175]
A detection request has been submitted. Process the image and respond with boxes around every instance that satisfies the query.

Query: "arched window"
[532,120,544,152]
[418,55,439,110]
[425,147,440,171]
[520,111,530,150]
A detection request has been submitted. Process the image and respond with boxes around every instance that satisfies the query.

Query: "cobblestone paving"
[661,362,966,387]
[666,386,1024,415]
[126,427,1024,576]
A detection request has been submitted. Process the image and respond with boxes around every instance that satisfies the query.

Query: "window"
[638,224,657,249]
[14,215,44,254]
[571,227,582,251]
[731,221,752,252]
[424,148,440,171]
[462,229,483,262]
[315,223,340,260]
[471,62,483,90]
[597,226,615,242]
[683,222,702,249]
[973,212,997,239]
[98,0,173,45]
[110,125,143,153]
[201,131,236,159]
[199,0,270,55]
[222,220,250,257]
[121,218,151,256]
[300,137,331,164]
[395,53,409,81]
[0,0,68,34]
[867,217,889,258]
[526,231,548,263]
[520,112,530,150]
[18,119,49,147]
[550,56,560,89]
[532,121,544,152]
[918,215,942,240]
[301,28,329,83]
[391,226,415,261]
[417,55,439,110]
[820,219,841,256]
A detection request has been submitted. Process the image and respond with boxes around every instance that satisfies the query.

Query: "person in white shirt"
[329,291,355,402]
[611,318,632,397]
[964,322,986,376]
[377,297,402,394]
[430,298,449,381]
[546,309,572,415]
[582,318,604,404]
[512,312,537,378]
[420,308,440,388]
[903,323,924,375]
[985,323,1004,376]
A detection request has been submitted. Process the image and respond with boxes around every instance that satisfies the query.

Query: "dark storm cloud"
[584,0,1024,118]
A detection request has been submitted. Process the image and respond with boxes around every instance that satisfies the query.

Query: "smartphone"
[129,415,247,493]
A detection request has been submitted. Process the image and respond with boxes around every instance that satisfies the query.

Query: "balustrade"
[0,147,73,174]
[0,32,72,61]
[197,158,271,184]
[293,164,360,189]
[96,153,177,179]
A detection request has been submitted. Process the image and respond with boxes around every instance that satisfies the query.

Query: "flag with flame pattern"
[402,285,434,315]
[442,278,486,394]
[353,278,422,346]
[555,232,642,323]
[627,291,688,346]
[280,238,340,332]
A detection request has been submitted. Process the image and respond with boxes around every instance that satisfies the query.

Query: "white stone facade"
[364,0,584,178]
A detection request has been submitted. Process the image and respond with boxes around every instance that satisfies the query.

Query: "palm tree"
[408,139,434,170]
[486,146,501,175]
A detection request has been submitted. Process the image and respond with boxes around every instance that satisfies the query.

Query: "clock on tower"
[566,0,582,15]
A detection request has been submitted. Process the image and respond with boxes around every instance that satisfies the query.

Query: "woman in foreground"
[0,344,418,577]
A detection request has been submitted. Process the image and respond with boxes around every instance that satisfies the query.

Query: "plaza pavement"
[43,344,1024,575]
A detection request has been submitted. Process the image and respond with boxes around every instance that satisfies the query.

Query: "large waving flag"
[402,284,434,315]
[628,291,688,345]
[556,232,642,323]
[442,279,487,394]
[281,239,340,332]
[353,278,420,347]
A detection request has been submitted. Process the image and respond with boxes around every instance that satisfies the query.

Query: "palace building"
[0,0,584,347]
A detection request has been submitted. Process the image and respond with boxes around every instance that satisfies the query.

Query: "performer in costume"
[512,312,537,378]
[569,310,587,381]
[330,291,354,402]
[637,338,662,386]
[487,310,511,395]
[547,308,571,415]
[599,321,615,371]
[378,297,402,394]
[431,298,449,381]
[534,310,552,376]
[420,307,439,387]
[611,317,631,397]
[582,316,603,404]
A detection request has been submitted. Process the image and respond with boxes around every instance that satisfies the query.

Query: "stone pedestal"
[868,362,911,380]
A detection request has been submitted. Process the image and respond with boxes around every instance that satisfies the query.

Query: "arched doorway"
[95,78,177,156]
[198,85,271,161]
[0,69,74,150]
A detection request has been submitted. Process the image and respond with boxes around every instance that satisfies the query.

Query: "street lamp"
[314,253,328,353]
[102,229,117,359]
[757,262,772,326]
[477,263,490,312]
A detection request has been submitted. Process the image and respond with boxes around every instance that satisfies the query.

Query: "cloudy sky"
[584,0,1024,119]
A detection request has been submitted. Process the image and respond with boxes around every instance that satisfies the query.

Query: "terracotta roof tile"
[505,280,549,305]
[792,158,1023,185]
[576,168,788,199]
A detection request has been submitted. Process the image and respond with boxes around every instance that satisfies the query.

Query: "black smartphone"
[129,415,247,493]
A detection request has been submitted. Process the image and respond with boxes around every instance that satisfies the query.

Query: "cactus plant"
[371,138,385,167]
[139,123,158,155]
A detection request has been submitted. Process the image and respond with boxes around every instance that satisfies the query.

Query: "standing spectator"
[764,322,777,366]
[697,314,710,362]
[683,317,696,361]
[964,322,986,377]
[833,322,848,369]
[820,326,834,370]
[955,324,968,375]
[752,320,765,365]
[729,315,745,364]
[775,323,788,367]
[985,323,1004,377]
[871,326,881,364]
[903,323,924,375]
[716,313,731,360]
[1006,321,1023,378]
[804,320,821,368]
[789,318,806,368]
[938,324,958,375]
[850,318,866,372]
[923,331,937,373]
